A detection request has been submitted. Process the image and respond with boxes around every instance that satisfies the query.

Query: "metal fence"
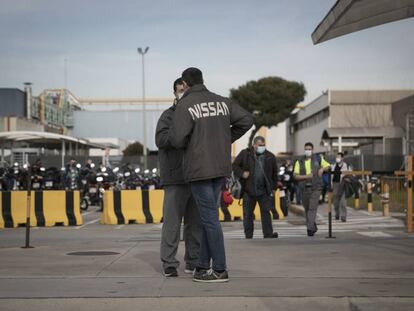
[346,175,413,214]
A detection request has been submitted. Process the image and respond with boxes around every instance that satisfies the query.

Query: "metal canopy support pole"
[61,140,66,168]
[338,136,342,153]
[1,145,4,166]
[10,141,14,165]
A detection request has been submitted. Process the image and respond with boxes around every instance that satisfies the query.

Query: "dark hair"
[253,136,265,144]
[304,142,314,149]
[173,78,184,93]
[181,67,203,87]
[337,152,344,157]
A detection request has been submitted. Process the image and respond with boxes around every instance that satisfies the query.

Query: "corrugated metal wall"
[0,88,26,117]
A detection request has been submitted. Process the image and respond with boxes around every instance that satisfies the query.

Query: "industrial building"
[0,85,109,165]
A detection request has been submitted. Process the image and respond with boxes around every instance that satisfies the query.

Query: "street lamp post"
[137,46,149,169]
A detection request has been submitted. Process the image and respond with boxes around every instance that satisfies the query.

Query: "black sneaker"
[307,230,315,237]
[341,217,346,222]
[335,216,340,220]
[264,232,278,238]
[193,269,229,283]
[163,267,178,277]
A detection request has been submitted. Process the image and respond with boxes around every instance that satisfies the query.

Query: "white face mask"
[304,150,312,157]
[177,92,184,100]
[336,157,342,163]
[256,146,266,154]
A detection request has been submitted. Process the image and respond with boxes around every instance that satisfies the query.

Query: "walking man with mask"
[331,152,350,222]
[293,142,330,236]
[156,78,201,277]
[232,136,279,239]
[169,67,253,283]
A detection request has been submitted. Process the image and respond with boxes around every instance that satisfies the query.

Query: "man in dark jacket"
[169,67,253,283]
[232,136,279,239]
[155,78,201,278]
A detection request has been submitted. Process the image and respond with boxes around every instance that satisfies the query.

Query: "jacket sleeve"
[232,149,246,179]
[155,110,173,149]
[230,102,253,143]
[169,103,194,149]
[272,156,278,189]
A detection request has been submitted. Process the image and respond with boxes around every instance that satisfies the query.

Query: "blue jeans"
[190,177,226,271]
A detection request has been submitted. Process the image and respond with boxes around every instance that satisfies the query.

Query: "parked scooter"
[43,167,62,190]
[0,166,15,191]
[278,165,293,217]
[30,166,45,191]
[12,163,29,190]
[141,168,160,190]
[117,165,143,190]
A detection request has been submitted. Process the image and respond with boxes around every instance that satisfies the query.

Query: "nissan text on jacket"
[169,84,253,182]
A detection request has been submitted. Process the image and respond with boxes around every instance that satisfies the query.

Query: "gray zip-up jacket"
[169,84,253,182]
[155,104,185,186]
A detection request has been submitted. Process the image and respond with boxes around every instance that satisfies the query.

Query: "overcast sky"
[0,0,413,103]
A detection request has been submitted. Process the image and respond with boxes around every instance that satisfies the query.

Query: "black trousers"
[243,193,274,238]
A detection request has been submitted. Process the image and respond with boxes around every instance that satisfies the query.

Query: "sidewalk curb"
[289,203,324,223]
[289,204,305,217]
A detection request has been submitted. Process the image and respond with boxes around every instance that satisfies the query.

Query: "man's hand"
[242,171,250,179]
[318,168,324,177]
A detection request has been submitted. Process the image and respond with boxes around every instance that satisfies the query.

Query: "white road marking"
[81,211,95,216]
[76,218,100,229]
[357,231,394,238]
[115,225,125,229]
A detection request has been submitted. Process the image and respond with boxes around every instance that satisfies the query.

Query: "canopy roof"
[0,131,118,149]
[322,127,404,139]
[312,0,414,44]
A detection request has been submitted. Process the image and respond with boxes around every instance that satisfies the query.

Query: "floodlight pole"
[137,46,149,169]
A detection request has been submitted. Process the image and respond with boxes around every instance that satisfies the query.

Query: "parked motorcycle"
[43,167,62,190]
[278,165,293,217]
[0,167,12,191]
[12,163,28,190]
[30,166,45,191]
[141,168,160,190]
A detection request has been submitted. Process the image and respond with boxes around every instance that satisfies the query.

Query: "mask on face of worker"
[256,146,266,154]
[304,150,312,158]
[336,157,342,164]
[177,92,184,100]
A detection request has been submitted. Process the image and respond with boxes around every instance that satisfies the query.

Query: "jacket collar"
[182,84,208,99]
[249,147,270,158]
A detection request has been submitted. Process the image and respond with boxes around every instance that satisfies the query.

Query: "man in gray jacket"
[156,78,201,277]
[169,67,253,283]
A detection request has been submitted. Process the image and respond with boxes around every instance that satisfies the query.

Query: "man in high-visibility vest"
[294,142,330,236]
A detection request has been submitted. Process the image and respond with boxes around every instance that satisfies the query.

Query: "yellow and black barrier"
[101,190,164,224]
[0,191,82,228]
[220,189,284,221]
[101,189,284,225]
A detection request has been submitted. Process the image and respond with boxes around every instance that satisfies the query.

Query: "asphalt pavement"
[0,204,413,310]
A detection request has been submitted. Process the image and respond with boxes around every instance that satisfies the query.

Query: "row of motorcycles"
[0,162,161,211]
